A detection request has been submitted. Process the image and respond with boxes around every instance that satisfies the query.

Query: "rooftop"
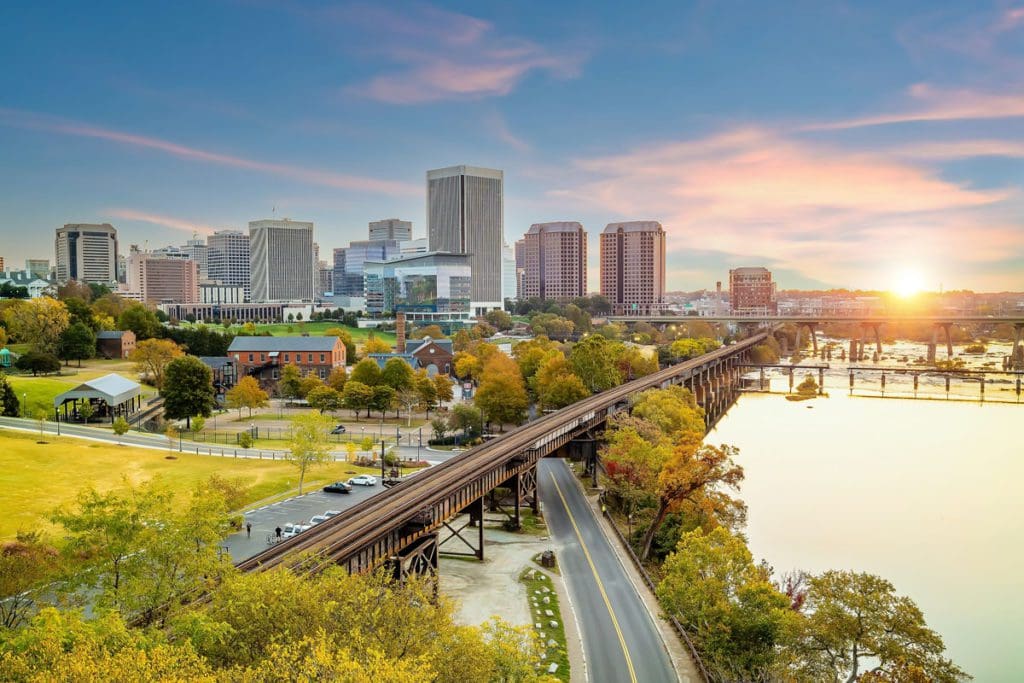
[602,221,664,234]
[53,373,141,407]
[527,222,584,235]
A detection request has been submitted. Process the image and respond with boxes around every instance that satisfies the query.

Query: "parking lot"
[224,481,385,562]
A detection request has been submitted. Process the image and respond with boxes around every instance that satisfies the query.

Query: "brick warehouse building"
[227,336,346,385]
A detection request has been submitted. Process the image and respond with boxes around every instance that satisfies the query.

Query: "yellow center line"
[548,470,638,683]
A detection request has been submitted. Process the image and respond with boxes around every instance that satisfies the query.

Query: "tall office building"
[520,222,587,301]
[599,221,666,315]
[184,238,208,279]
[502,242,517,302]
[25,259,50,280]
[729,267,777,315]
[55,223,118,284]
[127,247,199,303]
[369,218,413,242]
[249,219,315,302]
[207,230,251,300]
[0,257,4,273]
[426,165,503,307]
[332,240,400,297]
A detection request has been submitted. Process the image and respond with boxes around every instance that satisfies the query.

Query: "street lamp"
[22,393,26,418]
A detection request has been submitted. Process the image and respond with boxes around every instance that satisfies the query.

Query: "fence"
[184,425,429,448]
[600,504,712,683]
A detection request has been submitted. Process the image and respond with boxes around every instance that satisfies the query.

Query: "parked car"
[347,475,378,487]
[281,522,300,539]
[324,509,342,518]
[330,424,347,434]
[309,514,329,525]
[323,481,353,494]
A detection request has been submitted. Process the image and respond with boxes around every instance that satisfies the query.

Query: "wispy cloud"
[0,107,419,196]
[484,111,531,152]
[337,4,585,104]
[104,209,218,236]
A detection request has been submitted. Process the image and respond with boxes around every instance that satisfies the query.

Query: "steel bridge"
[235,332,767,579]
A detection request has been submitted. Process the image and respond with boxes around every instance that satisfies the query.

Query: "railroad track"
[236,332,766,575]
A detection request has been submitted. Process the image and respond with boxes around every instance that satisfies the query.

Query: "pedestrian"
[275,526,282,539]
[246,521,252,538]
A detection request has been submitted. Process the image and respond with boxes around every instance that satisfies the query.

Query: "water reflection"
[709,352,1023,682]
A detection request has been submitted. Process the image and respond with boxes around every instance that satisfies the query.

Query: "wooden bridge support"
[439,498,485,560]
[389,532,439,584]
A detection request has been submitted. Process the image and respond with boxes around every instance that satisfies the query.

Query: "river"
[708,345,1023,681]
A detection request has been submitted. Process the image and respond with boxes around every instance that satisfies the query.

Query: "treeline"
[0,478,555,682]
[600,386,968,682]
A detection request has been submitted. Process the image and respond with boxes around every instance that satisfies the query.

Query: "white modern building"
[55,223,118,285]
[363,252,473,322]
[426,165,504,312]
[502,242,517,303]
[369,218,413,242]
[207,230,251,301]
[249,219,315,302]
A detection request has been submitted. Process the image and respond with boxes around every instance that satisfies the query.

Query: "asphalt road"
[540,459,676,683]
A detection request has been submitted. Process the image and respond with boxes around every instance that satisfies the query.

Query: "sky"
[1,0,1022,292]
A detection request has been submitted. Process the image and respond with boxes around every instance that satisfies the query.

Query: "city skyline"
[1,1,1023,292]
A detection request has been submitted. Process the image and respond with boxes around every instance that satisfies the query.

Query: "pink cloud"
[340,5,584,104]
[0,107,419,196]
[104,209,219,236]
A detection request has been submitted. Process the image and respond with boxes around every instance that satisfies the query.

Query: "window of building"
[320,353,325,362]
[308,353,313,362]
[260,353,265,362]
[248,353,253,362]
[272,369,279,380]
[284,353,290,362]
[319,368,326,379]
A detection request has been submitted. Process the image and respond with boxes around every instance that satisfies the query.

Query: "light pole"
[22,393,26,418]
[380,438,386,482]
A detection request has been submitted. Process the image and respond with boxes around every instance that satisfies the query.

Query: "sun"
[892,268,926,298]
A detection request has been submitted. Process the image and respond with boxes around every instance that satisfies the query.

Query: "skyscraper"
[520,222,588,301]
[127,247,199,303]
[502,242,517,302]
[184,237,208,279]
[249,219,314,302]
[55,223,118,285]
[369,218,413,242]
[600,221,666,315]
[207,230,251,300]
[729,267,777,315]
[333,240,401,297]
[426,165,503,307]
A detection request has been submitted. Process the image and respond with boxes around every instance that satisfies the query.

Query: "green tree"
[77,399,95,423]
[162,356,215,429]
[791,571,969,683]
[4,297,70,353]
[0,374,21,417]
[277,364,302,400]
[297,375,324,399]
[0,531,61,631]
[570,335,622,392]
[484,309,513,331]
[15,350,61,376]
[190,415,206,436]
[238,431,253,449]
[381,357,415,391]
[306,386,342,414]
[474,354,528,429]
[117,303,162,340]
[226,376,269,417]
[341,380,373,419]
[286,413,334,494]
[57,322,96,367]
[534,354,589,410]
[430,416,450,440]
[451,403,483,438]
[112,415,130,444]
[325,366,348,392]
[370,385,396,418]
[349,357,382,386]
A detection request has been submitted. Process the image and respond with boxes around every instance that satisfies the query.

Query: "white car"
[324,509,342,518]
[347,475,378,487]
[309,515,329,525]
[281,522,312,539]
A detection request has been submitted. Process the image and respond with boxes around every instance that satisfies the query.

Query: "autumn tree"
[286,413,334,494]
[381,357,415,392]
[130,338,183,389]
[474,353,528,429]
[534,353,589,410]
[306,386,342,414]
[570,335,622,392]
[530,313,575,339]
[670,337,721,361]
[433,373,454,403]
[790,571,969,683]
[322,327,357,363]
[412,324,447,339]
[0,532,61,630]
[362,334,392,354]
[162,356,215,429]
[4,297,70,353]
[512,336,558,386]
[484,309,513,331]
[349,357,382,386]
[297,375,324,399]
[277,364,302,400]
[226,376,269,417]
[325,366,348,392]
[117,303,162,340]
[342,380,373,419]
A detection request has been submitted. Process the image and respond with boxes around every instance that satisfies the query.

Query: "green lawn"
[6,362,155,416]
[216,322,395,344]
[0,428,376,540]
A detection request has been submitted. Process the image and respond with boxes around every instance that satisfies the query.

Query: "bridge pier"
[389,532,439,585]
[869,323,882,354]
[1014,324,1024,369]
[439,497,485,560]
[932,323,954,360]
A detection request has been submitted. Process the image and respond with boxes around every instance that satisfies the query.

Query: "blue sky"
[1,1,1022,291]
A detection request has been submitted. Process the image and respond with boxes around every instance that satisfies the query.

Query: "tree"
[382,356,415,392]
[471,321,496,339]
[78,399,95,423]
[474,354,528,430]
[530,313,574,339]
[433,374,454,403]
[411,324,447,339]
[4,298,70,353]
[306,386,342,414]
[341,380,373,419]
[0,374,21,416]
[112,416,130,444]
[416,371,438,413]
[286,413,334,494]
[534,353,589,410]
[325,366,348,392]
[670,337,721,361]
[362,334,391,354]
[226,376,269,417]
[657,527,795,677]
[57,321,96,367]
[450,403,483,439]
[454,352,480,380]
[484,309,513,331]
[0,532,61,631]
[349,357,382,386]
[277,364,302,400]
[117,303,162,340]
[397,386,421,426]
[191,415,206,436]
[162,356,215,429]
[431,416,450,440]
[570,335,623,392]
[130,338,183,389]
[297,375,324,399]
[792,571,969,683]
[370,385,396,418]
[512,336,558,386]
[238,431,253,449]
[15,350,61,376]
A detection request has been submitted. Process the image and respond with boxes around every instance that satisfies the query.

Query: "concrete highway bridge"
[236,332,766,580]
[607,314,1024,362]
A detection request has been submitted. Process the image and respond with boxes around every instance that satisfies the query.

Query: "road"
[540,459,676,683]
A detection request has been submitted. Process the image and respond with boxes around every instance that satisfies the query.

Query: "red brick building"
[95,330,137,359]
[729,267,777,315]
[227,336,346,383]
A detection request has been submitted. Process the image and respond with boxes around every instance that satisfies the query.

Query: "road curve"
[540,458,676,683]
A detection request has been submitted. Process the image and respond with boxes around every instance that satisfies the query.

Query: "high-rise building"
[502,242,517,302]
[520,222,587,301]
[729,267,777,315]
[207,230,251,300]
[599,221,665,315]
[369,218,413,242]
[127,247,199,303]
[332,240,400,297]
[25,259,50,280]
[317,266,334,296]
[249,219,315,302]
[399,238,429,256]
[426,165,503,308]
[184,238,208,279]
[55,223,118,284]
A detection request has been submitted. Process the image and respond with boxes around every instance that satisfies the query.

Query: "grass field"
[0,428,375,540]
[216,322,396,344]
[5,359,154,415]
